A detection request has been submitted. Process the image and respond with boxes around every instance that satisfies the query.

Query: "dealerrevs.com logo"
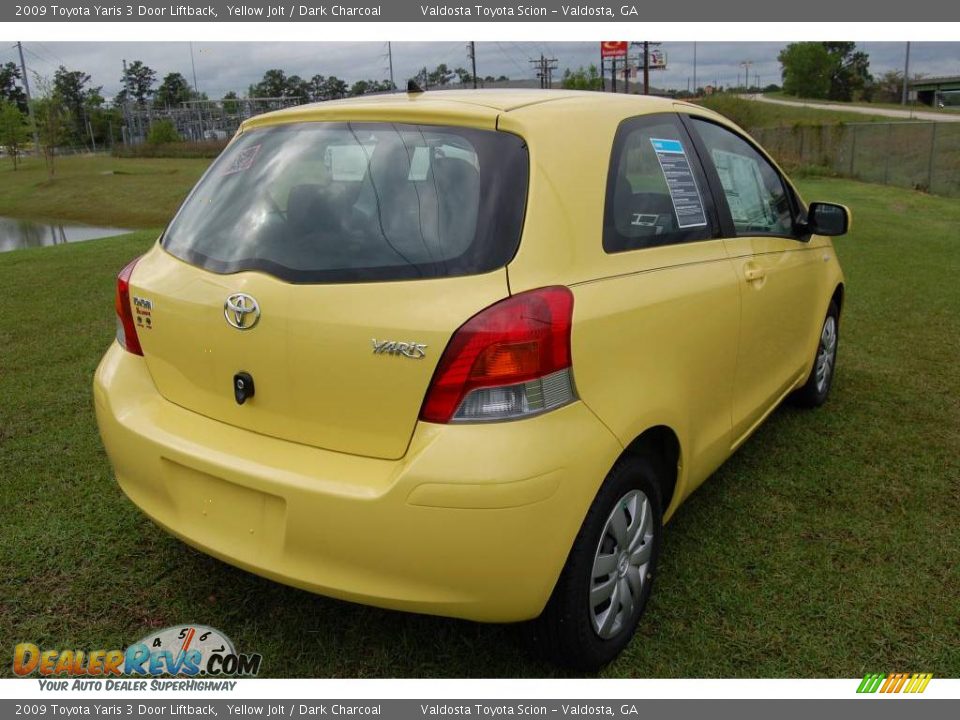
[13,625,262,688]
[857,673,934,694]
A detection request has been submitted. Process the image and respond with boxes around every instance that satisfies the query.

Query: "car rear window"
[162,122,529,283]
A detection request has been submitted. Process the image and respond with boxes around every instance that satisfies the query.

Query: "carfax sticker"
[649,138,708,229]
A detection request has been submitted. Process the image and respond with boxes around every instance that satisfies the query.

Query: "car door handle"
[744,265,765,282]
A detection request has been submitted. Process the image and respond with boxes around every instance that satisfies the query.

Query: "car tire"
[532,456,663,671]
[790,300,840,408]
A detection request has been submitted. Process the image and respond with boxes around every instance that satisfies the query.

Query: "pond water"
[0,216,130,253]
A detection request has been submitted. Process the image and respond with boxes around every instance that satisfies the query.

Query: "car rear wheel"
[532,456,663,671]
[791,300,840,408]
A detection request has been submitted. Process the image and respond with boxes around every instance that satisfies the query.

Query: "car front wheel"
[791,300,840,408]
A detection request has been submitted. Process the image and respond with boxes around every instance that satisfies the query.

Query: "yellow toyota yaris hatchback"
[95,89,849,669]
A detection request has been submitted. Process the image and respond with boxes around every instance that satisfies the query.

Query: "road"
[742,93,960,123]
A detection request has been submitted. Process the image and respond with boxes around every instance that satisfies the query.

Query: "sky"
[3,40,958,100]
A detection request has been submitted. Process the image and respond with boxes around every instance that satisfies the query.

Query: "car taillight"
[115,256,143,356]
[420,286,576,424]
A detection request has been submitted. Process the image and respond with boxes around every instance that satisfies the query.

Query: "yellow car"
[94,89,849,669]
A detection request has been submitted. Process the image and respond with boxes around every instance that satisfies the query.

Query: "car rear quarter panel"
[502,100,742,515]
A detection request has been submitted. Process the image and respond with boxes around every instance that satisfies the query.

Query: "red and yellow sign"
[601,41,628,58]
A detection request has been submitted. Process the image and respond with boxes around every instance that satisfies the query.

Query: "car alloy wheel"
[815,315,838,394]
[589,489,655,639]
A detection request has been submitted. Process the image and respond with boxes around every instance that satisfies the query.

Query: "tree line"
[778,42,921,103]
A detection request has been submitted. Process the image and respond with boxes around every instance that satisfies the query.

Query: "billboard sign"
[601,41,628,58]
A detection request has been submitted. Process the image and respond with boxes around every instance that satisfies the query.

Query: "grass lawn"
[1,177,958,678]
[0,155,208,229]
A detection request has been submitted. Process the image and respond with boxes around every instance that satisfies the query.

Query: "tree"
[222,91,240,114]
[86,105,122,148]
[428,64,455,86]
[454,67,474,85]
[31,75,67,179]
[778,43,833,99]
[350,80,371,96]
[561,65,603,91]
[154,72,193,108]
[120,60,157,107]
[779,42,872,101]
[53,65,102,146]
[327,76,349,100]
[285,75,311,102]
[249,69,289,98]
[147,119,180,144]
[348,79,392,97]
[868,70,904,103]
[0,100,30,169]
[823,42,872,101]
[0,62,29,113]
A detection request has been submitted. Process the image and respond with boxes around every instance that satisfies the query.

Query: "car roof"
[240,89,691,132]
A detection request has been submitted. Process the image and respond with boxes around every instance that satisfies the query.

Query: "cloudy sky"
[3,40,958,99]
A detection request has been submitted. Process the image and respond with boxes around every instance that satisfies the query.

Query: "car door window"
[603,114,715,253]
[691,118,795,237]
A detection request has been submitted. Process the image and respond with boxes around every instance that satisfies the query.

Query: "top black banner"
[8,0,960,22]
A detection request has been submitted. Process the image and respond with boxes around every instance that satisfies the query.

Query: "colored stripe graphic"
[858,672,932,693]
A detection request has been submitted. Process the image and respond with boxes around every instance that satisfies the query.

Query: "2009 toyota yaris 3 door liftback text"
[94,89,850,669]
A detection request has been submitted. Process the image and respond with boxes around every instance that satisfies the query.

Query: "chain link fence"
[121,97,306,145]
[752,121,960,198]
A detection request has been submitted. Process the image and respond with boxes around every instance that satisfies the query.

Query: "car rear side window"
[603,113,715,253]
[162,122,529,283]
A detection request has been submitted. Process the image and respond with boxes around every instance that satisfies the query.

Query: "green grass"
[699,94,911,129]
[1,177,958,678]
[0,155,209,229]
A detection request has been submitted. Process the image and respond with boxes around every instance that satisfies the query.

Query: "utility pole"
[530,54,557,89]
[121,58,130,145]
[901,41,911,105]
[467,41,477,89]
[189,42,200,97]
[15,42,41,156]
[545,54,557,88]
[693,41,697,97]
[740,60,753,92]
[599,45,608,92]
[189,42,204,139]
[643,41,650,95]
[387,42,395,89]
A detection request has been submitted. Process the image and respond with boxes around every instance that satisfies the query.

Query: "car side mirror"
[802,202,850,237]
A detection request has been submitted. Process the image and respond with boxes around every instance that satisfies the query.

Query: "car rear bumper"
[93,343,622,622]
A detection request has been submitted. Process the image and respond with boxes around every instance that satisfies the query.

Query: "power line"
[36,42,66,66]
[496,42,530,77]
